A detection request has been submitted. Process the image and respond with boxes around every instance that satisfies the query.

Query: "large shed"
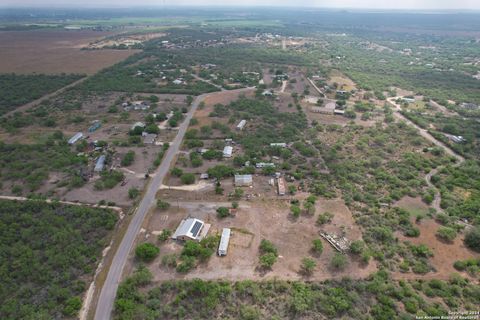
[172,218,206,241]
[235,174,253,187]
[236,119,247,130]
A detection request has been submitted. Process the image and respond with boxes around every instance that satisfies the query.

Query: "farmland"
[0,30,138,74]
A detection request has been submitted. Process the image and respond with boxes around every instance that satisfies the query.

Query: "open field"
[0,30,138,74]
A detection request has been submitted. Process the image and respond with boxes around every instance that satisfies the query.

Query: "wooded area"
[0,199,117,319]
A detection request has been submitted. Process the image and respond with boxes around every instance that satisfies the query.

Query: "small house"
[218,228,231,256]
[223,146,233,158]
[235,174,253,187]
[68,132,83,145]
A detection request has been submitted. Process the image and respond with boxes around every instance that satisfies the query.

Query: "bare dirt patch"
[394,218,480,280]
[0,30,138,74]
[138,199,376,282]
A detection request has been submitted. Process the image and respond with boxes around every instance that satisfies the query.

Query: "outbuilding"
[94,155,106,172]
[236,119,247,130]
[172,218,208,241]
[68,132,83,145]
[223,146,233,158]
[218,228,231,256]
[234,174,253,187]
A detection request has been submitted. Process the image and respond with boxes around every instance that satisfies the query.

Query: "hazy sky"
[3,0,480,10]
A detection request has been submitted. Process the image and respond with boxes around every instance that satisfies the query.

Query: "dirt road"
[387,96,466,215]
[94,87,254,320]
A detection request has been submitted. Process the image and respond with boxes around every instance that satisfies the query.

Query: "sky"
[2,0,480,10]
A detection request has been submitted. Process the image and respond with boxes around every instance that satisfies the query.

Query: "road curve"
[94,87,253,320]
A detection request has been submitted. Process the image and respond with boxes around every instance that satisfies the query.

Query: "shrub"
[311,239,324,255]
[176,256,195,273]
[349,240,365,255]
[259,252,277,269]
[121,151,135,166]
[180,173,195,185]
[317,212,333,225]
[300,258,316,275]
[128,187,140,199]
[216,207,230,218]
[156,199,170,210]
[291,205,301,218]
[158,229,172,242]
[436,226,457,242]
[171,167,183,177]
[330,253,348,270]
[135,243,160,262]
[259,239,278,256]
[464,227,480,252]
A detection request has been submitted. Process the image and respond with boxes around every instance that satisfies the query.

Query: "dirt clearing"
[136,199,377,282]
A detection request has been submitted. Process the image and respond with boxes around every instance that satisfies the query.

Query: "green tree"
[135,243,160,262]
[180,173,195,185]
[465,227,480,252]
[216,207,230,218]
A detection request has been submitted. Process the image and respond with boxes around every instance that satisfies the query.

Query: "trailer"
[218,228,231,256]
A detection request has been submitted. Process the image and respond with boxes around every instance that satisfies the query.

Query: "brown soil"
[0,30,139,74]
[137,199,377,282]
[394,218,480,280]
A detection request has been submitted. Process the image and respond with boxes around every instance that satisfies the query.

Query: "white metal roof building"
[236,119,247,130]
[223,146,233,158]
[94,155,106,172]
[68,132,83,145]
[172,218,205,241]
[234,174,253,187]
[218,228,231,256]
[270,143,287,148]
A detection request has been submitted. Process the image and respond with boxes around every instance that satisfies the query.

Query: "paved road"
[2,76,88,118]
[94,87,253,320]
